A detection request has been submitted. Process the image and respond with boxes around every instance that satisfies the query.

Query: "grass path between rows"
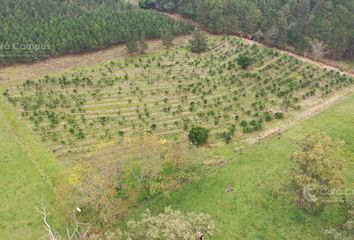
[127,94,354,239]
[0,98,63,240]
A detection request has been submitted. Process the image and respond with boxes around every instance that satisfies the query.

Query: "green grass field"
[127,94,354,239]
[0,98,63,240]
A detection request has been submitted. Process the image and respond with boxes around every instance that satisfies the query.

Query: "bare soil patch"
[0,36,190,85]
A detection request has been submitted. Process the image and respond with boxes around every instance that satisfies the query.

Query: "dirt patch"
[0,36,190,85]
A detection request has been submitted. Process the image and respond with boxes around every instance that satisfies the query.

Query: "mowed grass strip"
[0,98,63,240]
[127,94,354,240]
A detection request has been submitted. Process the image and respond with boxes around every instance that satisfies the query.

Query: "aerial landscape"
[0,0,353,239]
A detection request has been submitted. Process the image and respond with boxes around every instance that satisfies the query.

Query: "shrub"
[188,126,209,146]
[324,202,354,239]
[237,55,253,69]
[162,30,174,49]
[217,124,236,144]
[264,111,273,122]
[240,120,248,127]
[138,0,155,9]
[125,207,215,239]
[189,30,208,53]
[126,39,138,54]
[76,129,85,140]
[249,120,263,131]
[274,112,284,119]
[138,35,148,54]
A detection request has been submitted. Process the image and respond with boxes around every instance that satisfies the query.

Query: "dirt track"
[0,36,190,85]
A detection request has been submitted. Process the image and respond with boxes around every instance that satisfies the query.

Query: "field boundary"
[0,98,63,189]
[0,36,191,85]
[246,87,354,145]
[165,12,354,76]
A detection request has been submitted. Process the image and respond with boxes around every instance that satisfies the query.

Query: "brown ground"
[0,36,190,86]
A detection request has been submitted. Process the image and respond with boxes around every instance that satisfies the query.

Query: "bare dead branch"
[36,201,58,240]
[37,200,90,240]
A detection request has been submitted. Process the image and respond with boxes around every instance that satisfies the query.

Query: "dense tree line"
[0,0,193,64]
[140,0,354,60]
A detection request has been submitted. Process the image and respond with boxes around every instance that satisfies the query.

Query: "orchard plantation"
[3,36,353,163]
[0,0,193,64]
[0,1,354,239]
[140,0,354,60]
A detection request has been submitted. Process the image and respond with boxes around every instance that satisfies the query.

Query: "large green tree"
[290,131,344,209]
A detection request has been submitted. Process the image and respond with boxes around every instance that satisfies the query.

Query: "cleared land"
[128,94,354,239]
[0,36,190,85]
[2,36,353,164]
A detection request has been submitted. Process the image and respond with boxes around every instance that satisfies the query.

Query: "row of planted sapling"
[3,36,353,162]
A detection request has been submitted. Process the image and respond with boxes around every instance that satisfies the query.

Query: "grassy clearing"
[126,94,354,239]
[0,98,63,240]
